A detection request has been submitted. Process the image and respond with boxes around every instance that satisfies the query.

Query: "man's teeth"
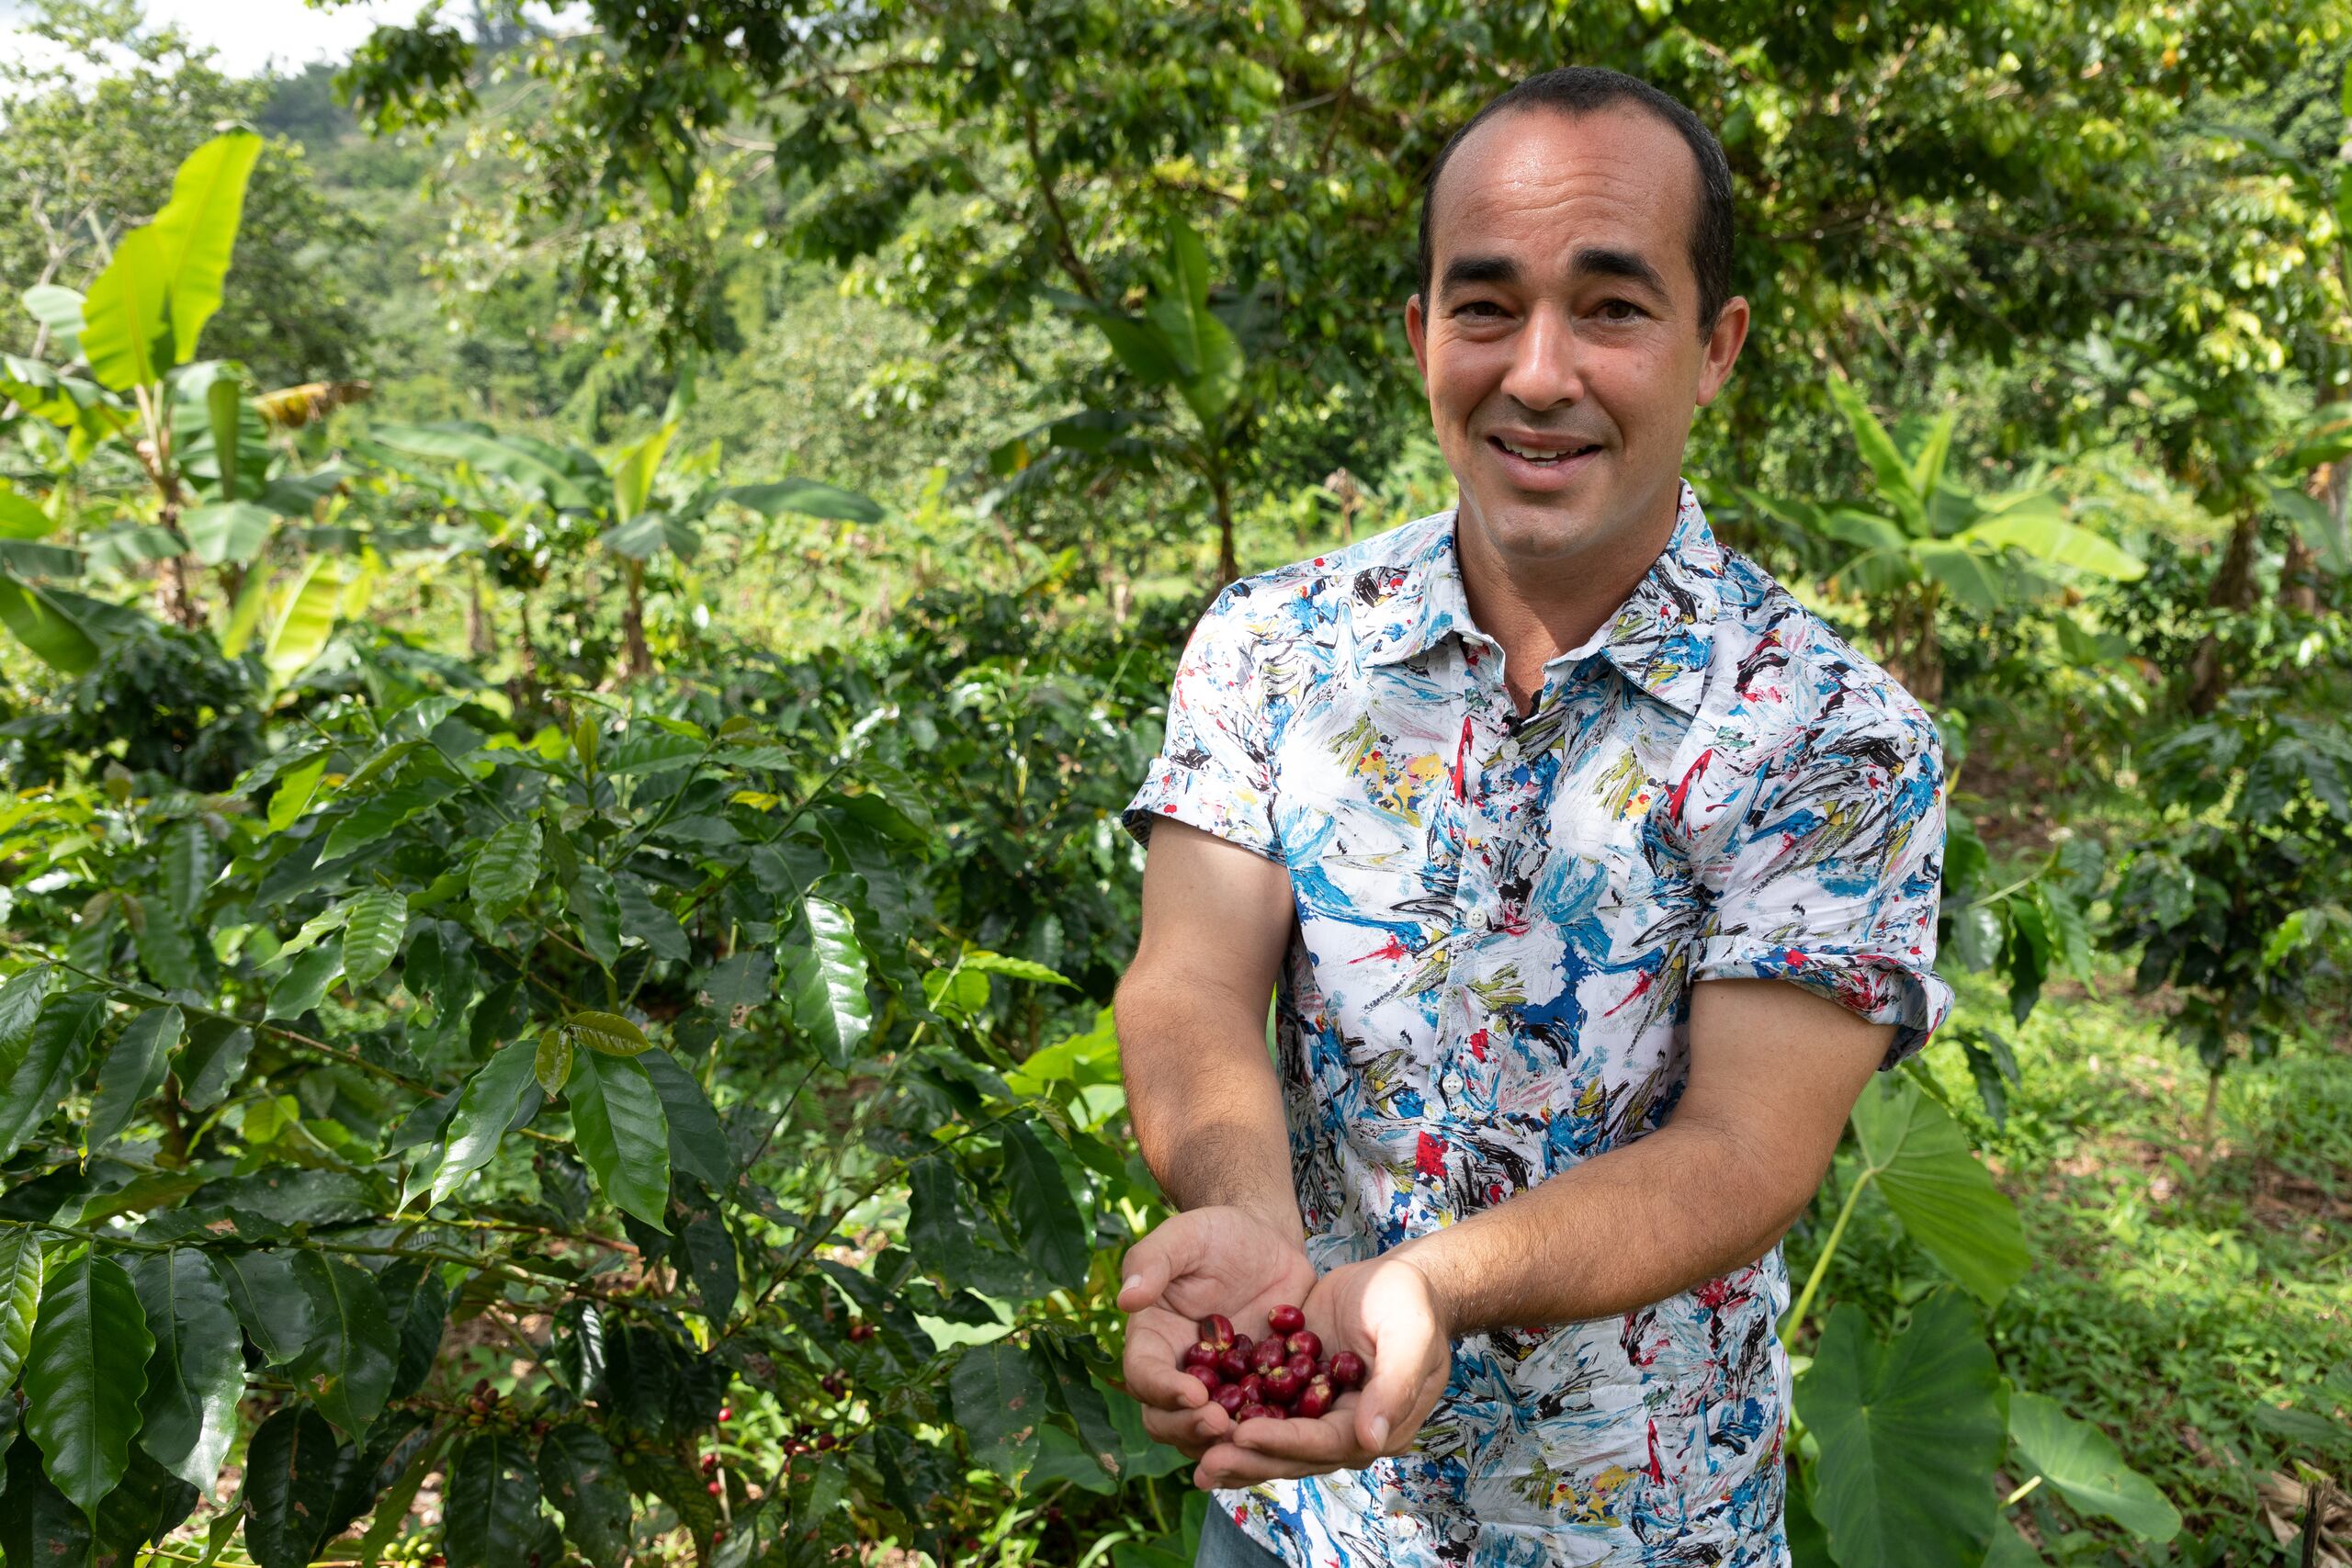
[1497,439,1590,463]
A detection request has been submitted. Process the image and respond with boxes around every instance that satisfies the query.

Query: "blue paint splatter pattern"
[1123,482,1954,1567]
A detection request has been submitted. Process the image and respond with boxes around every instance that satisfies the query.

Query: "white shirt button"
[1467,909,1488,931]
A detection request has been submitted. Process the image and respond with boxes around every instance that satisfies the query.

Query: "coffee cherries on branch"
[1179,1305,1365,1421]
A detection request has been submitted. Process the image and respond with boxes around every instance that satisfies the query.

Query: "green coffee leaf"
[267,753,327,833]
[265,944,341,1021]
[444,1429,545,1568]
[639,1047,733,1190]
[567,1049,673,1232]
[471,818,543,916]
[85,1004,181,1157]
[133,911,201,990]
[339,887,409,987]
[215,1249,311,1364]
[571,863,621,968]
[0,1224,45,1393]
[175,1015,252,1111]
[356,1424,447,1568]
[782,897,870,1068]
[431,1043,541,1209]
[951,1340,1046,1490]
[0,988,105,1162]
[1003,1119,1091,1292]
[290,1250,398,1438]
[25,1246,154,1518]
[130,1247,243,1490]
[536,1029,575,1094]
[242,1405,346,1568]
[0,964,53,1065]
[617,874,689,961]
[539,1424,630,1567]
[568,1009,651,1056]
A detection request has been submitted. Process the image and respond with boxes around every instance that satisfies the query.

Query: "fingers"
[1115,1212,1206,1314]
[1122,1318,1209,1412]
[1193,1422,1359,1489]
[1352,1336,1427,1457]
[1143,1393,1231,1455]
[1232,1405,1365,1467]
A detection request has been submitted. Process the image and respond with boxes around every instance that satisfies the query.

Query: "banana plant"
[0,131,370,690]
[1744,371,2145,705]
[1007,215,1256,585]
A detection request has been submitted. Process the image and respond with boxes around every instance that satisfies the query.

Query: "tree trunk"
[467,564,495,660]
[2186,505,2263,715]
[1210,468,1238,587]
[622,560,650,679]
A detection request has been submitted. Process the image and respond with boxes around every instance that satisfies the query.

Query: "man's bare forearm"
[1114,978,1303,1236]
[1389,1121,1808,1337]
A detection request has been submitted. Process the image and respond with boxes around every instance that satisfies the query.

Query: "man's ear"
[1405,293,1430,384]
[1695,295,1749,409]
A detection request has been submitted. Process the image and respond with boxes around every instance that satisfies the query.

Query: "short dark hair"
[1416,67,1736,337]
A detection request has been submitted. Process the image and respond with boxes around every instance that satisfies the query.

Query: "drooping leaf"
[132,908,201,991]
[289,1251,398,1438]
[951,1339,1046,1490]
[2007,1391,2181,1541]
[92,1443,202,1564]
[566,1049,673,1232]
[339,887,409,987]
[567,1010,650,1057]
[24,1247,154,1518]
[85,1005,182,1158]
[266,944,341,1021]
[241,1405,347,1568]
[1794,1290,2006,1568]
[180,501,274,567]
[355,1424,447,1568]
[0,570,102,672]
[215,1250,311,1364]
[443,1430,545,1568]
[0,1224,45,1393]
[129,1248,243,1491]
[535,1030,575,1095]
[781,897,870,1068]
[429,1043,538,1211]
[470,818,542,918]
[0,989,106,1162]
[263,553,345,682]
[571,864,621,969]
[722,477,884,523]
[1001,1120,1092,1292]
[371,423,597,510]
[639,1047,733,1190]
[1848,1077,2029,1310]
[174,1015,253,1111]
[376,1259,449,1402]
[538,1424,630,1567]
[0,965,53,1065]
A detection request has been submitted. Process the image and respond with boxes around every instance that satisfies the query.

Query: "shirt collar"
[1355,479,1724,716]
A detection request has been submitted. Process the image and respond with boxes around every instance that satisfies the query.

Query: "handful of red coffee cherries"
[1182,1303,1366,1422]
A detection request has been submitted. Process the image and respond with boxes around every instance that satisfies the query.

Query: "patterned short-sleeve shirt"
[1121,482,1954,1567]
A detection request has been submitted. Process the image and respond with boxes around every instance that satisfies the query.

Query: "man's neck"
[1452,489,1682,714]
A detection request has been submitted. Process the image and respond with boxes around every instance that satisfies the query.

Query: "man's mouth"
[1487,434,1603,468]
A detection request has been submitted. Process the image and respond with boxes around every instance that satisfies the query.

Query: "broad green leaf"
[536,1030,575,1095]
[0,1429,93,1566]
[174,1015,253,1111]
[538,1425,630,1566]
[0,484,54,540]
[339,887,409,987]
[1826,371,1923,530]
[22,283,85,355]
[2007,1391,2181,1540]
[1848,1077,2030,1309]
[908,1158,986,1285]
[263,553,345,682]
[0,964,54,1065]
[1960,509,2145,581]
[722,477,883,523]
[0,989,105,1162]
[321,777,459,860]
[782,897,871,1068]
[1002,1120,1092,1292]
[951,1339,1047,1490]
[567,1049,673,1232]
[266,943,341,1021]
[85,1004,182,1157]
[216,1249,311,1365]
[144,131,260,366]
[25,1247,154,1519]
[444,1430,545,1568]
[1794,1290,2006,1568]
[1907,407,1958,505]
[242,1405,346,1568]
[80,226,175,390]
[130,1248,243,1491]
[378,1260,450,1401]
[616,874,689,960]
[430,1043,540,1210]
[133,908,201,991]
[959,950,1075,987]
[639,1047,733,1190]
[162,819,212,918]
[470,818,542,917]
[206,368,242,500]
[290,1251,398,1438]
[267,752,328,832]
[181,501,274,567]
[1913,539,2005,615]
[356,1425,447,1568]
[571,864,621,968]
[679,1211,738,1324]
[568,1010,651,1057]
[0,1224,45,1393]
[92,1444,201,1563]
[372,422,598,510]
[612,420,676,521]
[0,570,102,673]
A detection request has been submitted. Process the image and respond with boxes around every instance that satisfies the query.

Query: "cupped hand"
[1117,1206,1316,1462]
[1190,1251,1454,1490]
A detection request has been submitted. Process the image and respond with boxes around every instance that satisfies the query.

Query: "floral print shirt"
[1121,482,1954,1567]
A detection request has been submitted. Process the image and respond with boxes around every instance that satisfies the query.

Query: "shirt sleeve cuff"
[1690,945,1955,1071]
[1121,765,1284,866]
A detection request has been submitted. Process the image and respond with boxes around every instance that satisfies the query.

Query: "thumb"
[1353,1320,1422,1456]
[1117,1210,1208,1313]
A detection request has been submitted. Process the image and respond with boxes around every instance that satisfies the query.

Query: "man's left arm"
[1193,978,1892,1487]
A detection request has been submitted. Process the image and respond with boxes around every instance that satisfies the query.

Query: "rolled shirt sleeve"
[1121,581,1285,865]
[1690,702,1956,1069]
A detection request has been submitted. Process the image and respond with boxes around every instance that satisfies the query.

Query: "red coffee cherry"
[1249,1338,1287,1374]
[1217,1344,1251,1381]
[1285,1330,1322,1362]
[1285,1351,1315,1381]
[1195,1313,1235,1348]
[718,1405,733,1423]
[1235,1402,1272,1422]
[1213,1384,1247,1416]
[1193,1365,1223,1393]
[1183,1339,1220,1370]
[707,1479,723,1495]
[1266,1303,1306,1336]
[1295,1381,1335,1419]
[1262,1365,1303,1404]
[814,1433,838,1450]
[847,1321,876,1342]
[1329,1351,1367,1391]
[1238,1372,1269,1404]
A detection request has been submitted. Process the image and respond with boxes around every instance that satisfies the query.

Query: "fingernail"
[1370,1415,1390,1448]
[1122,1274,1145,1296]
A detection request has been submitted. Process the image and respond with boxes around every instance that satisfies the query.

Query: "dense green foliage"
[0,2,2347,1565]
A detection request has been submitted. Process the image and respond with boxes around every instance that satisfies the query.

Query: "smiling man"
[1112,67,1954,1567]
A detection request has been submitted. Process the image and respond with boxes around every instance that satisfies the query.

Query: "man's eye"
[1597,299,1645,321]
[1455,300,1506,318]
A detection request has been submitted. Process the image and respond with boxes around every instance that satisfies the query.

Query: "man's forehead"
[1431,105,1698,277]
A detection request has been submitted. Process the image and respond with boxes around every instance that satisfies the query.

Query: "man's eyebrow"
[1437,246,1671,300]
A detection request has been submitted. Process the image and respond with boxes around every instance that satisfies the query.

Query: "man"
[1111,65,1953,1567]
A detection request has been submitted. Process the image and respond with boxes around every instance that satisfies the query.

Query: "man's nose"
[1497,302,1588,412]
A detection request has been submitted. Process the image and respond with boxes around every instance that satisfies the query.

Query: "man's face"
[1406,105,1747,570]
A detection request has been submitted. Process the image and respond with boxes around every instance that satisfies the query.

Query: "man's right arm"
[1114,817,1301,1234]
